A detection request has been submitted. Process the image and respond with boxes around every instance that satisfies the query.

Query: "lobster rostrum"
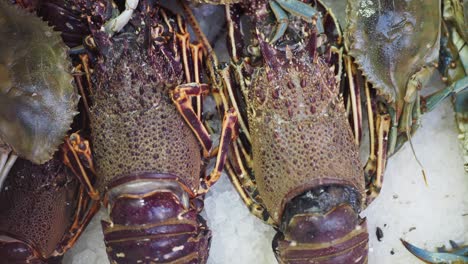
[209,0,369,262]
[73,0,238,262]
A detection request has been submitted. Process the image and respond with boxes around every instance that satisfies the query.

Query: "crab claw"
[268,0,323,44]
[104,0,139,34]
[401,239,468,263]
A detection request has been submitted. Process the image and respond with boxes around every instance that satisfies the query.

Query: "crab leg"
[399,67,434,134]
[267,0,324,43]
[425,76,468,112]
[275,0,319,23]
[401,239,468,263]
[0,152,18,190]
[367,113,391,203]
[269,1,289,44]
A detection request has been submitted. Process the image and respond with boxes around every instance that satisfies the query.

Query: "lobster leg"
[62,133,100,200]
[171,82,239,192]
[53,132,101,255]
[171,83,213,157]
[214,5,275,225]
[225,134,276,225]
[79,54,93,96]
[344,55,363,145]
[366,112,391,203]
[175,15,206,119]
[190,42,204,118]
[51,185,100,256]
[198,109,238,193]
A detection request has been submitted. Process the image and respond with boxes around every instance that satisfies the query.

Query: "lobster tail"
[273,185,369,264]
[102,174,211,263]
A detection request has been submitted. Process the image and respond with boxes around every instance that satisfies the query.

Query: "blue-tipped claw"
[401,239,468,263]
[275,0,318,22]
[269,1,289,44]
[268,0,323,43]
[425,76,468,113]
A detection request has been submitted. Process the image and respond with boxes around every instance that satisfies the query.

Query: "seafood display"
[0,0,466,263]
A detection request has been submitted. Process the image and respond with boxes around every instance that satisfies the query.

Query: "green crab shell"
[0,1,79,164]
[346,0,440,109]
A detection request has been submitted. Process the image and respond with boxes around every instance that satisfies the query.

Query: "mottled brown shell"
[0,1,78,164]
[0,156,79,258]
[248,56,364,223]
[346,0,440,108]
[87,12,202,193]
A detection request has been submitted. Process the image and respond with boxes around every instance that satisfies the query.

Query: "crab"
[0,0,79,189]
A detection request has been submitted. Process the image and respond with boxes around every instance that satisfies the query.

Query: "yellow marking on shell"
[172,245,184,252]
